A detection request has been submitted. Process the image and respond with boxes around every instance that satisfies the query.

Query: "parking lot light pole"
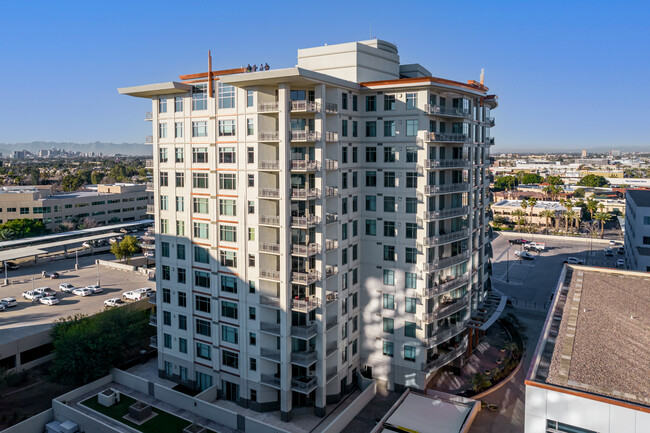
[96,260,100,286]
[4,261,7,285]
[75,249,79,270]
[506,250,509,283]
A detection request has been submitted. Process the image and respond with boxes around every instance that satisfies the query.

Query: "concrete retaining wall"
[96,259,138,272]
[320,379,377,433]
[1,408,54,433]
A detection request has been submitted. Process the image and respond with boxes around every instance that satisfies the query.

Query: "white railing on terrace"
[325,239,338,251]
[291,324,318,338]
[424,183,470,194]
[145,159,154,168]
[421,274,470,298]
[258,101,279,112]
[421,338,468,371]
[260,294,281,308]
[424,104,471,118]
[291,351,317,365]
[260,374,281,388]
[259,160,280,170]
[292,243,320,255]
[259,188,280,198]
[424,159,470,169]
[292,297,319,312]
[292,270,321,284]
[259,268,281,281]
[422,251,470,271]
[291,188,320,199]
[260,322,281,334]
[145,111,153,121]
[258,131,280,141]
[146,205,155,214]
[290,130,320,141]
[291,160,320,171]
[325,186,338,197]
[325,131,339,141]
[291,215,320,226]
[424,206,469,221]
[325,102,338,113]
[145,182,154,191]
[325,266,338,278]
[145,135,153,144]
[325,159,339,170]
[428,132,471,143]
[259,242,281,253]
[290,100,319,112]
[259,215,280,225]
[326,213,338,223]
[422,228,470,246]
[291,377,317,392]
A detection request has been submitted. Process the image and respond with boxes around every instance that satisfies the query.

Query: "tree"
[520,173,543,184]
[594,212,612,238]
[577,174,609,187]
[90,171,105,184]
[78,217,98,230]
[540,209,555,234]
[494,175,518,190]
[471,373,492,393]
[110,235,141,264]
[572,188,586,198]
[585,198,599,220]
[545,175,564,185]
[520,200,529,228]
[61,174,84,192]
[564,209,578,233]
[526,198,538,225]
[512,209,526,229]
[0,219,47,239]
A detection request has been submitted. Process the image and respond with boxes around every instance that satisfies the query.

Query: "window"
[248,227,255,241]
[160,219,169,234]
[193,147,208,163]
[404,345,416,361]
[193,222,209,239]
[383,196,395,212]
[160,172,168,186]
[406,172,417,188]
[191,121,207,137]
[383,245,395,261]
[159,123,167,139]
[175,148,184,163]
[405,223,417,239]
[193,173,208,189]
[248,200,255,214]
[366,171,377,187]
[221,350,239,369]
[219,173,236,190]
[179,337,187,353]
[249,332,256,345]
[248,174,254,187]
[249,358,257,371]
[352,121,358,137]
[162,266,170,280]
[342,173,348,190]
[194,246,209,263]
[342,247,348,265]
[383,221,395,237]
[341,119,348,137]
[383,147,396,163]
[365,219,376,236]
[406,272,417,289]
[406,92,418,110]
[220,225,237,242]
[365,121,376,137]
[162,288,171,303]
[402,321,416,338]
[352,94,358,111]
[159,147,168,162]
[406,197,417,213]
[342,197,348,214]
[249,306,256,320]
[341,92,348,110]
[196,319,211,337]
[366,147,377,162]
[222,325,238,344]
[405,297,417,313]
[384,172,395,187]
[384,94,396,111]
[177,268,186,284]
[247,118,254,135]
[406,119,418,136]
[342,223,348,239]
[160,195,168,211]
[164,333,172,348]
[383,269,395,285]
[195,271,210,288]
[384,120,395,137]
[221,301,238,319]
[177,244,186,260]
[545,420,597,433]
[220,250,237,267]
[249,280,255,294]
[174,96,183,112]
[406,146,418,163]
[383,341,394,357]
[219,147,236,163]
[178,313,188,331]
[196,342,211,360]
[193,197,208,214]
[353,195,358,211]
[178,292,187,307]
[175,122,183,138]
[161,242,170,257]
[248,254,255,267]
[365,95,376,111]
[221,275,237,293]
[176,220,185,236]
[383,294,394,310]
[218,82,235,109]
[246,89,254,107]
[175,173,185,188]
[366,196,376,211]
[383,318,394,334]
[192,84,207,110]
[220,199,236,216]
[218,119,236,136]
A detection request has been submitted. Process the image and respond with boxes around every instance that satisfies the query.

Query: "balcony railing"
[422,229,470,246]
[260,374,282,389]
[436,296,469,318]
[422,321,468,348]
[259,131,280,141]
[424,206,469,221]
[258,101,279,112]
[259,268,281,281]
[291,377,317,393]
[291,188,320,199]
[145,135,153,145]
[424,159,470,169]
[149,336,157,348]
[290,100,319,112]
[483,116,495,127]
[325,131,339,142]
[146,204,155,214]
[260,322,281,335]
[291,215,320,227]
[260,294,281,308]
[149,314,157,326]
[427,132,471,143]
[291,324,318,339]
[325,159,338,170]
[421,274,470,298]
[422,251,470,271]
[325,213,338,224]
[291,351,317,366]
[259,160,280,170]
[325,102,338,113]
[325,187,338,197]
[145,182,154,191]
[326,266,338,278]
[326,367,338,382]
[145,159,154,168]
[325,291,337,304]
[325,240,338,251]
[424,183,470,195]
[260,348,281,362]
[326,317,338,330]
[148,293,156,304]
[292,243,320,256]
[145,111,153,121]
[485,137,495,145]
[292,297,319,313]
[291,160,320,171]
[260,242,281,254]
[421,338,468,371]
[290,130,320,141]
[292,270,321,284]
[424,104,471,118]
[259,188,280,199]
[259,215,280,226]
[326,342,338,357]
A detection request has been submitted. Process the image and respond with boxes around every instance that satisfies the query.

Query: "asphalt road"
[0,253,155,331]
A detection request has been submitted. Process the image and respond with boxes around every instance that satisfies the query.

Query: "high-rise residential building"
[624,189,650,272]
[581,149,587,158]
[119,39,497,420]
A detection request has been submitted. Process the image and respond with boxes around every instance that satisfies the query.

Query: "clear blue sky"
[1,0,648,152]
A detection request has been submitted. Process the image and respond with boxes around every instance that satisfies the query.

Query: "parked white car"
[22,291,43,300]
[59,283,75,292]
[563,257,584,265]
[104,298,126,307]
[122,287,154,301]
[40,296,60,306]
[617,259,625,268]
[86,285,103,294]
[515,251,535,260]
[72,287,93,296]
[0,297,17,308]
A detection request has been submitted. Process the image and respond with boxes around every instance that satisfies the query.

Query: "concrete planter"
[128,401,152,422]
[183,425,208,433]
[98,388,116,407]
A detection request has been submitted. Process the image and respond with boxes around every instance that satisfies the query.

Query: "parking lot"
[0,252,155,330]
[491,233,623,310]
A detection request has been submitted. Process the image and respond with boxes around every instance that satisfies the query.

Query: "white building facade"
[120,39,496,420]
[625,190,650,272]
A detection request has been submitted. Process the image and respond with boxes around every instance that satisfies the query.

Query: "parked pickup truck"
[122,287,154,301]
[22,290,44,301]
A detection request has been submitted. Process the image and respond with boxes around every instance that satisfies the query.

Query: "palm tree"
[594,212,612,238]
[564,209,578,233]
[512,209,526,230]
[585,198,598,221]
[520,200,529,228]
[542,185,553,200]
[527,198,538,227]
[540,209,555,234]
[0,228,14,241]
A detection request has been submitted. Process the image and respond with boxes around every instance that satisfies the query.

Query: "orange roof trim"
[179,67,246,81]
[361,76,489,93]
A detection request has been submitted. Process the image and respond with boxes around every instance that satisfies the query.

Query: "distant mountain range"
[0,142,152,157]
[493,144,649,154]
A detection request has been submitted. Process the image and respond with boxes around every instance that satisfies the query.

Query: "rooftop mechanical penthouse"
[119,39,499,421]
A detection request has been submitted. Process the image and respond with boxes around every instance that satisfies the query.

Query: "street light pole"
[506,250,509,283]
[75,249,79,270]
[3,261,7,285]
[96,260,100,286]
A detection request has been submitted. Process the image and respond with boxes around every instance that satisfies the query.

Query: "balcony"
[259,268,281,281]
[325,159,338,170]
[325,240,338,251]
[325,102,338,114]
[260,322,281,336]
[259,215,280,226]
[325,213,338,224]
[483,116,495,127]
[291,324,318,339]
[149,314,157,326]
[325,187,338,198]
[326,367,338,382]
[422,229,470,246]
[424,206,469,221]
[485,137,495,145]
[258,131,280,141]
[292,270,321,284]
[326,317,338,331]
[258,101,279,112]
[260,294,281,308]
[291,160,320,171]
[291,188,320,199]
[292,243,320,256]
[260,348,281,363]
[324,131,339,142]
[145,159,154,168]
[326,342,338,357]
[145,182,154,192]
[290,130,320,142]
[422,322,468,348]
[291,377,317,394]
[145,111,153,121]
[421,274,470,298]
[149,336,157,348]
[260,242,281,254]
[292,297,319,313]
[259,160,280,170]
[291,351,318,367]
[325,291,338,304]
[421,338,468,371]
[260,374,282,389]
[436,296,469,318]
[291,215,320,227]
[146,204,155,214]
[259,188,280,199]
[145,135,153,145]
[424,183,470,195]
[290,100,319,112]
[424,104,471,119]
[422,251,470,271]
[148,293,156,304]
[424,159,470,169]
[325,266,338,278]
[427,132,471,143]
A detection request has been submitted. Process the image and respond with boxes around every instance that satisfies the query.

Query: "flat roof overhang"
[118,82,193,98]
[217,67,360,90]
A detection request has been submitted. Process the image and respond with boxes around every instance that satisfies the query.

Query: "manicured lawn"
[81,394,192,433]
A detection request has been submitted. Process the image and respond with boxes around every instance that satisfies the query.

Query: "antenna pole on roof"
[208,50,213,96]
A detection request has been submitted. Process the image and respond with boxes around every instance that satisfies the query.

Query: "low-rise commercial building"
[624,189,650,272]
[0,184,152,231]
[492,200,581,226]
